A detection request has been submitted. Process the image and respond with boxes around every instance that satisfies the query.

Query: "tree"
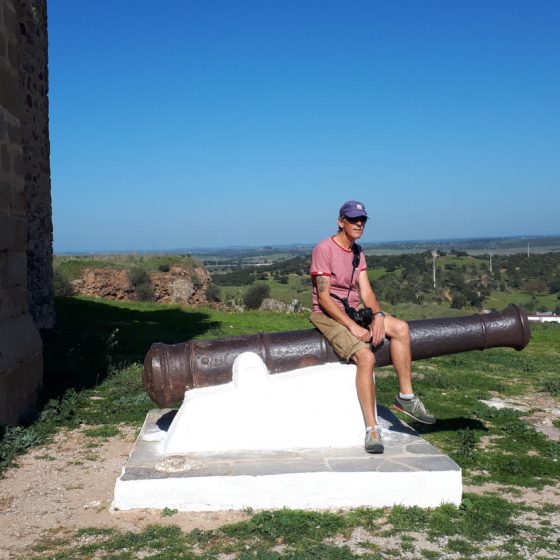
[451,293,467,309]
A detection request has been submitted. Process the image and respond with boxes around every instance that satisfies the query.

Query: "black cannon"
[143,304,531,407]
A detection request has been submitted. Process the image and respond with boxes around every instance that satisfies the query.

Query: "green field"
[486,289,559,311]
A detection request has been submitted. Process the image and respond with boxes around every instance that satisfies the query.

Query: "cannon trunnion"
[143,304,531,407]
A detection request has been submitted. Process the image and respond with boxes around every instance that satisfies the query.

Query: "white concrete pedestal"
[112,353,461,511]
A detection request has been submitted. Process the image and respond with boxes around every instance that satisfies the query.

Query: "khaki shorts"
[310,312,370,362]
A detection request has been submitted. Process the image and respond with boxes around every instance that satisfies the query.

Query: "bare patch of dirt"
[481,392,560,441]
[463,481,560,506]
[0,426,249,560]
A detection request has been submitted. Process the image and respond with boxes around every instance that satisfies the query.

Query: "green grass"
[378,322,560,489]
[53,254,199,282]
[485,289,558,311]
[2,296,559,558]
[1,297,311,475]
[30,495,560,559]
[220,274,313,308]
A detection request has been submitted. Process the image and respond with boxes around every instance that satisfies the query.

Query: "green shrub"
[128,267,154,301]
[158,263,170,272]
[244,282,270,310]
[134,282,155,302]
[192,270,204,289]
[53,267,74,296]
[128,266,150,287]
[206,284,221,302]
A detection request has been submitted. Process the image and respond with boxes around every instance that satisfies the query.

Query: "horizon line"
[54,233,560,255]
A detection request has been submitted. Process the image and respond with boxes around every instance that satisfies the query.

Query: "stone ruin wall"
[0,0,53,425]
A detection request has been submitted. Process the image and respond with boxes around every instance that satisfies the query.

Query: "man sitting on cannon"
[310,200,435,454]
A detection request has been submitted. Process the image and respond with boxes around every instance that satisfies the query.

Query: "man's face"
[338,215,367,241]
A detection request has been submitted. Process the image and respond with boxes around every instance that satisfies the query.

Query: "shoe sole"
[365,446,384,454]
[392,403,436,425]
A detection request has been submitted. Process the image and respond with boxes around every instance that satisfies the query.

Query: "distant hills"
[56,234,560,257]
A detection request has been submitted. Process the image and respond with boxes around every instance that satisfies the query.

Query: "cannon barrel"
[143,304,531,407]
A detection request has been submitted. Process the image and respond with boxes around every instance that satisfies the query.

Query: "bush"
[53,267,74,296]
[128,267,154,302]
[134,282,155,302]
[243,283,270,310]
[158,263,170,272]
[192,270,204,289]
[206,284,221,302]
[128,266,150,287]
[451,293,467,309]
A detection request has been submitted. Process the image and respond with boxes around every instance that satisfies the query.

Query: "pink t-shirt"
[310,236,367,313]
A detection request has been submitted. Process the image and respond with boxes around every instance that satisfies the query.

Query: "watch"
[374,311,385,319]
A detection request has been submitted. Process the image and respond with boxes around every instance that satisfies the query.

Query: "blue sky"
[49,0,560,252]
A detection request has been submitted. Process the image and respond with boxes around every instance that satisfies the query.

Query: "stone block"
[0,217,16,250]
[0,351,43,425]
[0,312,42,372]
[0,60,20,118]
[0,111,6,141]
[2,1,19,39]
[6,114,20,143]
[12,145,23,174]
[0,248,26,287]
[12,186,25,214]
[1,142,11,173]
[0,179,12,213]
[0,285,27,321]
[13,216,26,250]
[7,37,17,68]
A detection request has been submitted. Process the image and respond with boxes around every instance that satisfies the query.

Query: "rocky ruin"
[69,265,212,306]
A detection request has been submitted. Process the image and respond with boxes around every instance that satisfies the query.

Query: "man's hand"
[349,322,372,342]
[371,315,385,347]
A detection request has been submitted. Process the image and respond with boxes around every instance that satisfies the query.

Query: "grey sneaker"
[365,427,384,454]
[393,395,436,424]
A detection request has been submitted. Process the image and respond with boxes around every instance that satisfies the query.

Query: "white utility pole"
[431,250,439,289]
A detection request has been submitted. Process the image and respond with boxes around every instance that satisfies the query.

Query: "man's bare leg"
[384,316,413,394]
[353,347,378,427]
[384,316,436,424]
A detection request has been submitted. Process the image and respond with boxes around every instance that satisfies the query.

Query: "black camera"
[340,299,374,328]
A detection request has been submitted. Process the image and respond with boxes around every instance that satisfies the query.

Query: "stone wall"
[0,0,52,425]
[19,0,53,329]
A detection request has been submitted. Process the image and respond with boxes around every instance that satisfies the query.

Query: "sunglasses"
[344,216,368,224]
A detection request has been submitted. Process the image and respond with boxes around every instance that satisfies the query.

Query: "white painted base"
[113,355,462,512]
[164,353,366,454]
[113,470,462,512]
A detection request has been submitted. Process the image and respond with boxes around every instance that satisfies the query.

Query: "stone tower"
[0,0,53,425]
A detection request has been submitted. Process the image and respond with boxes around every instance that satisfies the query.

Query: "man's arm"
[358,270,385,346]
[315,275,371,342]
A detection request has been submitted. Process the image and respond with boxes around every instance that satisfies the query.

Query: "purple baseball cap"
[339,200,368,219]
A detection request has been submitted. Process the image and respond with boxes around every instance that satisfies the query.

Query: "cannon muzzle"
[143,304,531,407]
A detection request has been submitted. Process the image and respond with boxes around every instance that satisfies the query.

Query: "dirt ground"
[0,426,250,560]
